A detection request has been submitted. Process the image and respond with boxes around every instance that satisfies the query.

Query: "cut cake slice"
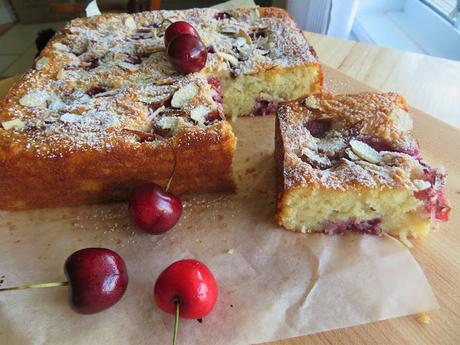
[275,92,450,239]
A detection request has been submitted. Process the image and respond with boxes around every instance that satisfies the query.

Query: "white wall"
[0,0,16,24]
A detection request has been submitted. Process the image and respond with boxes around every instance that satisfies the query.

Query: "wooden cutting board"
[0,66,459,345]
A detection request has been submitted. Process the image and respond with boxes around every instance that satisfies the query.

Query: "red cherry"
[167,34,207,74]
[154,259,218,319]
[164,21,200,47]
[64,248,128,314]
[129,183,182,234]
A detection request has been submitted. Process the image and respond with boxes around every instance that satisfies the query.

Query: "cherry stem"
[165,141,177,193]
[172,300,180,345]
[0,281,68,292]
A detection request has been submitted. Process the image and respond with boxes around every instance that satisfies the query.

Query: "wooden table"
[269,33,460,345]
[305,32,460,130]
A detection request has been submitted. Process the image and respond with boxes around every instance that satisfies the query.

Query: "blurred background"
[0,0,459,78]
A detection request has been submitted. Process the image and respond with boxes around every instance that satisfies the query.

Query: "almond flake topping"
[1,118,25,130]
[171,82,198,108]
[35,57,49,70]
[19,91,48,109]
[413,179,431,191]
[350,140,381,164]
[124,16,137,30]
[190,105,210,125]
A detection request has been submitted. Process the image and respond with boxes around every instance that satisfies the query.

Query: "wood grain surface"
[305,32,460,130]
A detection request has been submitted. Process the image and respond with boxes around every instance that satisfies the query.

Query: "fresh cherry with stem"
[154,259,218,345]
[0,248,128,314]
[129,143,183,234]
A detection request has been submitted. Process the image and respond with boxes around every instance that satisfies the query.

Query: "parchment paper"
[0,4,439,343]
[0,111,438,345]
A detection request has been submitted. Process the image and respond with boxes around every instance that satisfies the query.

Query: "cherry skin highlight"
[129,183,183,234]
[167,34,207,74]
[64,248,128,314]
[154,259,218,319]
[164,21,200,47]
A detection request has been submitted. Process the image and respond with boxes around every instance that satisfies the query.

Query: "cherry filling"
[148,97,172,112]
[86,86,106,96]
[130,33,153,40]
[324,218,382,236]
[414,168,451,222]
[343,121,422,159]
[254,99,278,116]
[214,12,232,20]
[125,55,143,65]
[204,111,225,125]
[250,29,267,40]
[304,119,332,138]
[207,76,223,104]
[82,57,99,71]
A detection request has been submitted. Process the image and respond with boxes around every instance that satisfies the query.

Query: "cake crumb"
[416,313,430,324]
[226,248,235,255]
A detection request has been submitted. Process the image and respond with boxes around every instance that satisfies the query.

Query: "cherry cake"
[0,7,321,210]
[275,93,450,239]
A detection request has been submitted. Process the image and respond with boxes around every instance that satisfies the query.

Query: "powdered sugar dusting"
[0,7,317,158]
[278,93,442,192]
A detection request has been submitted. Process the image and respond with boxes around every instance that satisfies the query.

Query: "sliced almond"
[155,78,174,86]
[220,26,238,35]
[19,91,48,108]
[124,16,137,30]
[157,116,187,132]
[117,62,140,72]
[238,29,252,44]
[190,105,210,125]
[171,82,197,108]
[391,107,413,131]
[1,118,25,130]
[148,105,166,120]
[413,179,431,191]
[345,148,360,161]
[52,42,69,52]
[350,139,381,164]
[249,7,260,23]
[304,95,319,109]
[35,57,49,70]
[217,52,239,66]
[60,113,82,123]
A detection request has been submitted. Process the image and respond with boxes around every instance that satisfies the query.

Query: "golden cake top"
[277,92,444,193]
[0,7,317,158]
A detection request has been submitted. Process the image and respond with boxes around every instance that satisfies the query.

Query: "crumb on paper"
[245,168,256,175]
[227,248,235,255]
[416,313,430,324]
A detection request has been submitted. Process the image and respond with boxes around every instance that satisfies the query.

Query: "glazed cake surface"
[275,93,450,239]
